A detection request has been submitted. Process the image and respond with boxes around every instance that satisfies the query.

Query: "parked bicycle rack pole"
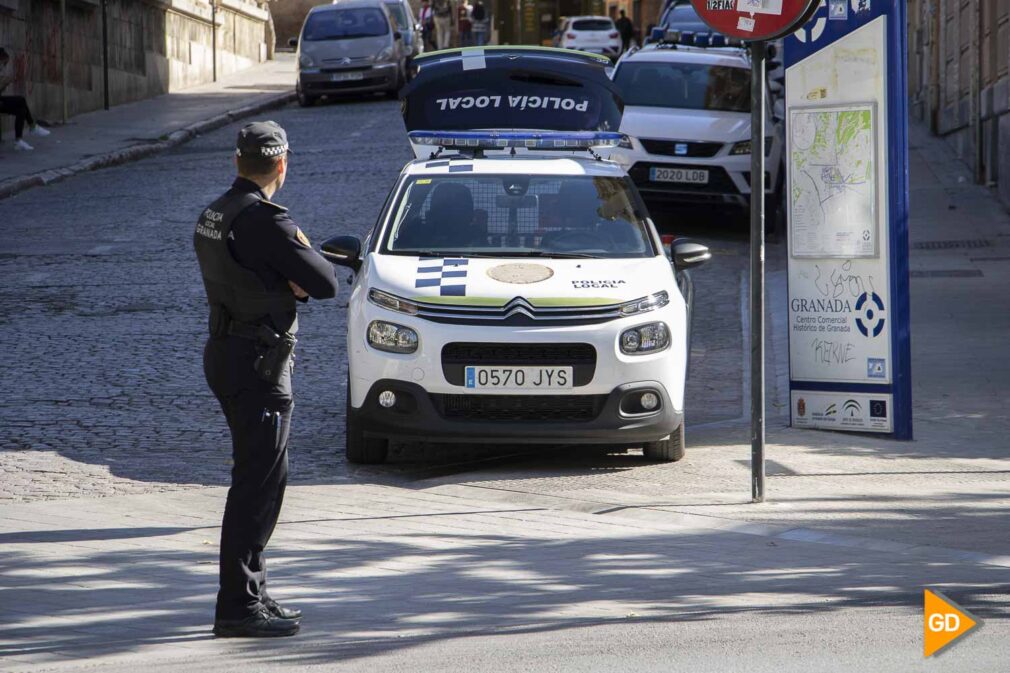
[750,39,766,504]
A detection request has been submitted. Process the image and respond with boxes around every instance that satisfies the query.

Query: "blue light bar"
[649,26,664,42]
[407,130,624,150]
[679,31,694,45]
[694,33,711,47]
[709,34,727,48]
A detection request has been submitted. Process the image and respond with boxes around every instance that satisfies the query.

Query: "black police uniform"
[194,123,337,629]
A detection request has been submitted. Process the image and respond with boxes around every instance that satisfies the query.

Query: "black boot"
[213,607,300,638]
[262,595,302,620]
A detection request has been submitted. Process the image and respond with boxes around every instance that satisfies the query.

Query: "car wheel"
[345,386,389,464]
[642,422,685,462]
[297,87,317,107]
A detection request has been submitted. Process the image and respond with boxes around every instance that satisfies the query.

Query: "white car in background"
[608,40,784,221]
[556,16,622,61]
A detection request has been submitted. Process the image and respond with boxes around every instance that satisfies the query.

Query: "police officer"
[194,121,338,638]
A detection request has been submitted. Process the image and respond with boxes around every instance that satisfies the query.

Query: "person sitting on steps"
[0,48,50,152]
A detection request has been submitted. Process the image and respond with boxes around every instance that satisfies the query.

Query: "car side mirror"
[321,235,363,269]
[288,37,298,48]
[673,239,711,269]
[393,31,403,40]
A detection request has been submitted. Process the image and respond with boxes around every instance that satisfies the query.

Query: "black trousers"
[0,96,35,139]
[204,336,293,620]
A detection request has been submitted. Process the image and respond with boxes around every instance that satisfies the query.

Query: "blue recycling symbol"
[855,292,886,337]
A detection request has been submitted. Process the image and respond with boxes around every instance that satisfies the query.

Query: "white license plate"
[465,366,574,390]
[331,71,364,82]
[650,167,709,184]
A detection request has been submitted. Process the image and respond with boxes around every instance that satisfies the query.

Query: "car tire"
[297,88,317,107]
[345,388,389,465]
[642,422,685,462]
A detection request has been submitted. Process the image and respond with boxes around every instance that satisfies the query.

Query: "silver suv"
[291,0,408,106]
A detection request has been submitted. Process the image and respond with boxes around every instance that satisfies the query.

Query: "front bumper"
[298,63,398,95]
[352,379,682,444]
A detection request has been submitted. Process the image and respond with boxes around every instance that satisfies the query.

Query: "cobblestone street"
[0,99,750,502]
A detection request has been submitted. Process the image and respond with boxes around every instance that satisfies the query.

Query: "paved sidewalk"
[0,55,296,199]
[1,483,1008,672]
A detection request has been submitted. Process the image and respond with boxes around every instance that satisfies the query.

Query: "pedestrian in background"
[615,10,635,53]
[418,0,436,51]
[432,0,454,50]
[457,1,473,47]
[0,48,50,152]
[470,0,490,46]
[194,121,339,638]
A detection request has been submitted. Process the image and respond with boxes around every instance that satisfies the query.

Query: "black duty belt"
[227,321,267,341]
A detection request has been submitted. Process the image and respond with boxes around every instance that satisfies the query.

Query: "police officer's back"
[194,121,338,638]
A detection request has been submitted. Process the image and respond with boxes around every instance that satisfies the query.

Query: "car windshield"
[302,8,389,40]
[572,19,614,31]
[383,175,654,259]
[662,4,709,32]
[613,62,750,112]
[385,3,408,29]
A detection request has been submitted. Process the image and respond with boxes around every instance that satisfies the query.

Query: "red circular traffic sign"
[688,0,820,41]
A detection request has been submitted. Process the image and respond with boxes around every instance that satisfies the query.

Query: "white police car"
[320,48,710,464]
[609,33,784,218]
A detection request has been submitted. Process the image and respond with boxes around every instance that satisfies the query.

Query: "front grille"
[415,296,624,327]
[442,342,597,386]
[628,162,738,194]
[434,394,606,422]
[640,138,723,158]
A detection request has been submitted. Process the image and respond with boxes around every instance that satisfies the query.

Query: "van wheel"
[642,422,685,462]
[345,393,389,464]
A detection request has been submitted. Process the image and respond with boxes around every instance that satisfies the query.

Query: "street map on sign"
[789,104,877,258]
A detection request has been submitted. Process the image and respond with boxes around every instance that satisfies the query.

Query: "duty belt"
[227,320,268,341]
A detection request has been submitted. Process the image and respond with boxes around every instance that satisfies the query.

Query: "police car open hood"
[401,47,624,134]
[368,253,673,307]
[620,106,750,143]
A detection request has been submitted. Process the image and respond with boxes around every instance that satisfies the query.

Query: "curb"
[0,90,296,201]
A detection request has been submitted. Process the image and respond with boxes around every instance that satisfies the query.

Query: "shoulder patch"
[295,227,311,247]
[258,198,289,212]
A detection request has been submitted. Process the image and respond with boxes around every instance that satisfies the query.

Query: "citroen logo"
[341,56,352,65]
[503,297,536,319]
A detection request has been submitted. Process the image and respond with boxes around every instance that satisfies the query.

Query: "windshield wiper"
[508,251,600,259]
[403,250,500,258]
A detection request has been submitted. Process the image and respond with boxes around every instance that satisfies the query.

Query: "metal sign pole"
[750,39,766,503]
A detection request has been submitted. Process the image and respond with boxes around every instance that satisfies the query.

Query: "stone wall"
[0,0,271,125]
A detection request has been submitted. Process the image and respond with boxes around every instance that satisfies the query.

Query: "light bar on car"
[407,130,624,150]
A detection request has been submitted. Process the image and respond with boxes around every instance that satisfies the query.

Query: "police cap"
[235,121,294,158]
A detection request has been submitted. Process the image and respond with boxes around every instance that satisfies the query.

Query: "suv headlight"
[619,291,669,317]
[730,138,774,156]
[367,320,418,354]
[376,46,395,62]
[368,289,418,315]
[298,52,314,68]
[620,322,670,355]
[618,134,634,149]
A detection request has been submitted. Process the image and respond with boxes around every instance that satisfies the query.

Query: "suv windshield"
[382,175,654,259]
[572,19,614,31]
[661,4,709,32]
[384,3,408,30]
[613,62,750,112]
[302,8,389,40]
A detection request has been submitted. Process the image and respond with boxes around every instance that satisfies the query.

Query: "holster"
[251,325,297,385]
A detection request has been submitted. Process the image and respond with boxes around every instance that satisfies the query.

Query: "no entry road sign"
[688,0,820,41]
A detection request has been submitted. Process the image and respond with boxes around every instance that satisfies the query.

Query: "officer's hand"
[288,280,309,299]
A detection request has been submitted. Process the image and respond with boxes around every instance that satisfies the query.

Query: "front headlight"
[367,320,418,354]
[376,46,395,62]
[730,137,774,156]
[368,289,419,315]
[620,322,670,355]
[298,52,314,68]
[618,134,634,149]
[619,291,669,317]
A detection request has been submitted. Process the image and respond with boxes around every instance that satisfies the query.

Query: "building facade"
[908,0,1010,206]
[0,0,272,124]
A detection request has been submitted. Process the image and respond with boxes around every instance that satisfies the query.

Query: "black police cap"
[235,121,294,158]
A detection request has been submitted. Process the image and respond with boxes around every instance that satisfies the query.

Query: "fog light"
[378,390,397,408]
[640,392,659,411]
